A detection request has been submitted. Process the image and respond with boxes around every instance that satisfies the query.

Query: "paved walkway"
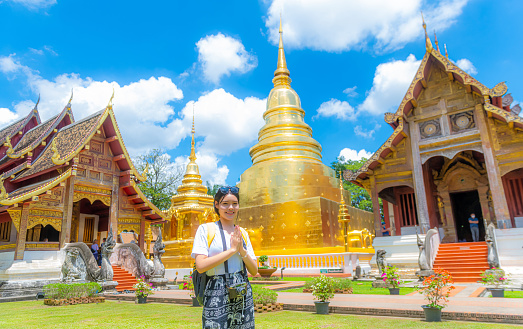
[105,283,523,324]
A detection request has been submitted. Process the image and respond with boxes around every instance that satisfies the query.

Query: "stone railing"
[426,228,440,269]
[260,252,363,275]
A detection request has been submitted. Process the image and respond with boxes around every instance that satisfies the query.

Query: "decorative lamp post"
[337,171,351,252]
[145,223,153,259]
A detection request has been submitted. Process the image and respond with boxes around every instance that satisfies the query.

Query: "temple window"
[399,192,418,227]
[0,221,11,241]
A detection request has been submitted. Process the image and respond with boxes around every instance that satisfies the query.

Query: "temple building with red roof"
[0,94,167,273]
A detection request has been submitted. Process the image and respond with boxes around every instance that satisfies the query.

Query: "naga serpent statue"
[62,225,116,283]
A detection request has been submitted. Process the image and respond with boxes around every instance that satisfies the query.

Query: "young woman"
[191,186,258,329]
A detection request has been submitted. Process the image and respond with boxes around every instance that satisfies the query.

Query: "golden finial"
[142,163,149,178]
[421,11,433,53]
[0,175,8,200]
[35,94,40,109]
[273,15,290,81]
[4,136,14,157]
[444,44,448,58]
[189,105,196,161]
[434,31,440,53]
[338,170,345,205]
[107,88,115,109]
[68,89,73,106]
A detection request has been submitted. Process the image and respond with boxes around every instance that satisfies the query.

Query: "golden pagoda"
[236,20,373,255]
[162,113,216,268]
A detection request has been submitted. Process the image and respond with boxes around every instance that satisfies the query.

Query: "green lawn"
[503,291,523,298]
[0,301,517,329]
[278,280,417,295]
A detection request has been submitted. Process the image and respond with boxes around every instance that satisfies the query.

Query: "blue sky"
[1,0,523,186]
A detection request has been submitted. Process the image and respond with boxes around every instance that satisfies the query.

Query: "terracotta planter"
[137,296,147,304]
[421,305,442,322]
[314,301,330,315]
[258,268,277,278]
[490,288,504,298]
[388,288,400,295]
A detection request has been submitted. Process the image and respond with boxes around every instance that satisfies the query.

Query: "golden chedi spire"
[169,110,213,210]
[238,17,344,210]
[249,17,323,166]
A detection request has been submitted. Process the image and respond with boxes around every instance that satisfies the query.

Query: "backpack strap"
[206,222,216,249]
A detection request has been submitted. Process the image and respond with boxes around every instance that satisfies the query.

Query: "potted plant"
[480,267,509,297]
[311,275,334,315]
[133,275,154,304]
[258,255,277,278]
[381,265,403,295]
[183,274,199,306]
[417,269,455,322]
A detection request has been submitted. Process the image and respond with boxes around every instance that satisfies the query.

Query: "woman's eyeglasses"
[219,186,239,194]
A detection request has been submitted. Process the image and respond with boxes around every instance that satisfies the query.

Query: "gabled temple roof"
[347,34,515,185]
[0,104,41,146]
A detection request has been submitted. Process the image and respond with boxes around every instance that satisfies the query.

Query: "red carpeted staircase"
[112,265,137,292]
[433,242,489,283]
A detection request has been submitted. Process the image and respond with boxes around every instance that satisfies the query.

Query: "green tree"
[330,156,374,212]
[206,181,220,196]
[134,149,184,211]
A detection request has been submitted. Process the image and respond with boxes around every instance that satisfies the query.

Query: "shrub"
[311,275,334,302]
[303,281,314,290]
[258,255,268,264]
[333,278,352,291]
[43,282,102,299]
[381,265,403,289]
[252,285,278,305]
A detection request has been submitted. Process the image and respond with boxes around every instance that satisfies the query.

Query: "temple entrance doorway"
[450,190,484,242]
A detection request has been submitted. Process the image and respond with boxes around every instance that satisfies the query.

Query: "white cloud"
[29,46,58,56]
[339,148,373,161]
[181,89,266,156]
[358,54,421,116]
[314,99,356,121]
[0,54,186,154]
[175,152,229,186]
[265,0,468,52]
[343,86,358,98]
[0,108,19,126]
[6,0,56,10]
[196,33,257,84]
[456,58,477,75]
[354,124,381,139]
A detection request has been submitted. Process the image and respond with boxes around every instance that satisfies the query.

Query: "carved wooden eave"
[0,167,74,205]
[346,117,407,185]
[124,179,168,221]
[484,103,523,131]
[0,105,41,164]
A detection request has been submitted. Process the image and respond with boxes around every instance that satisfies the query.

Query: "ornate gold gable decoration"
[5,136,15,158]
[0,175,8,200]
[27,209,63,232]
[73,185,111,206]
[7,209,21,232]
[51,138,67,165]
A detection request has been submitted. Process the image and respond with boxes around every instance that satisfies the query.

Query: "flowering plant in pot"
[183,274,199,306]
[381,265,403,295]
[311,275,334,315]
[417,269,455,322]
[133,276,154,304]
[480,267,509,297]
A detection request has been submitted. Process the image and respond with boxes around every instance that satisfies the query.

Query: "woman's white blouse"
[191,222,256,276]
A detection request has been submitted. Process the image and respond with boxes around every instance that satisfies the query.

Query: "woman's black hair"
[213,187,240,216]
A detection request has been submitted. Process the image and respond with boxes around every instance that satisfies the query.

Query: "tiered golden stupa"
[162,114,217,268]
[237,21,372,255]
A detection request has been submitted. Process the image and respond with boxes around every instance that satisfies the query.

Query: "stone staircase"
[433,242,489,283]
[112,265,137,292]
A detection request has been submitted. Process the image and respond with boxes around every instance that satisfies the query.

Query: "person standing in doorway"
[468,213,479,242]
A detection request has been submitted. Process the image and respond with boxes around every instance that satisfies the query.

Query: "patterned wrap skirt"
[202,271,255,329]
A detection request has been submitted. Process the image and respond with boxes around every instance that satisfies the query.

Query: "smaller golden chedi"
[162,113,217,268]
